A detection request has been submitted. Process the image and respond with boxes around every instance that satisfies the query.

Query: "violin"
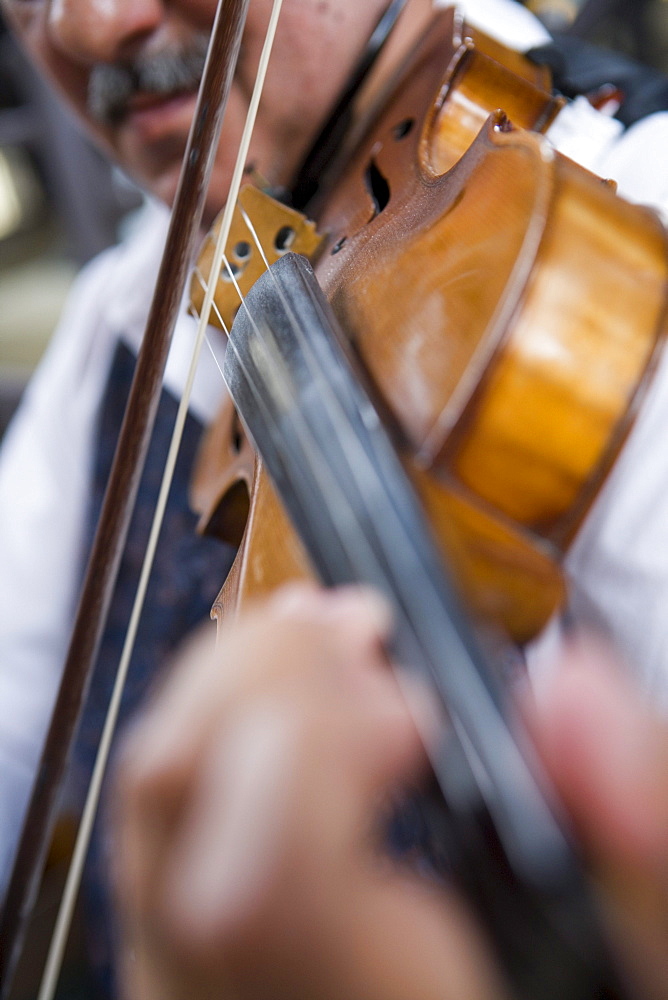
[187,7,668,1000]
[192,5,667,646]
[2,2,667,997]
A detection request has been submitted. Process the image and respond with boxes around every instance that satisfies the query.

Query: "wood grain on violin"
[191,6,668,644]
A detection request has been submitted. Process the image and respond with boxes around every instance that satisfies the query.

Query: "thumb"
[528,639,668,1000]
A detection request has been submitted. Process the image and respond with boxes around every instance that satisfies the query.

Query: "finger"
[158,650,429,949]
[112,586,405,919]
[115,586,390,809]
[529,639,668,866]
[338,869,506,1000]
[267,586,433,800]
[159,701,500,1000]
[160,699,303,948]
[529,639,668,1000]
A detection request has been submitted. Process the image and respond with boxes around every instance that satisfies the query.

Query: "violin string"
[213,210,427,650]
[237,205,404,548]
[214,240,389,584]
[224,218,560,875]
[188,138,494,721]
[141,7,434,637]
[193,261,232,335]
[194,203,430,635]
[190,208,391,601]
[189,172,495,659]
[192,261,242,385]
[36,3,286,997]
[208,221,469,796]
[150,133,548,911]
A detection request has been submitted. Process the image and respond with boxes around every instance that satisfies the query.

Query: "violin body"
[191,6,668,643]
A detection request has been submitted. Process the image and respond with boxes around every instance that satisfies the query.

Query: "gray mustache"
[87,33,210,125]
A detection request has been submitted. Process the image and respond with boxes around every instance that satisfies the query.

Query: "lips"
[121,88,199,143]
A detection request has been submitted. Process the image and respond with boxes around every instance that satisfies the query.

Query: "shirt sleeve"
[436,0,552,50]
[0,249,120,894]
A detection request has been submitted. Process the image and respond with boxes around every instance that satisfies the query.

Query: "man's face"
[2,0,396,221]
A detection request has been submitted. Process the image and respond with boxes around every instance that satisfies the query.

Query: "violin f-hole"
[364,158,391,218]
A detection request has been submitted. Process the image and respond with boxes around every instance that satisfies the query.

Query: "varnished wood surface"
[193,6,668,644]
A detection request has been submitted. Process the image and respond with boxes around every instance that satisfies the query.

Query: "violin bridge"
[190,184,325,333]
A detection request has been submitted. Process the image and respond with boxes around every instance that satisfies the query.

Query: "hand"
[111,585,503,1000]
[527,639,668,1000]
[111,585,668,1000]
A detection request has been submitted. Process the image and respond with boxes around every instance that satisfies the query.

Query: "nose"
[47,0,164,64]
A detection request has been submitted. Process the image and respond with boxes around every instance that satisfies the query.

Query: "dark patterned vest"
[70,341,235,997]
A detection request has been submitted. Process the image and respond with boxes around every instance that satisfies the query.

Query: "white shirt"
[0,198,226,891]
[3,0,668,893]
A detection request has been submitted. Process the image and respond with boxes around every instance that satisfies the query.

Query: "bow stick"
[0,0,250,989]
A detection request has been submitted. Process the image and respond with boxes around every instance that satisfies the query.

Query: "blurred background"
[0,0,667,439]
[526,0,668,45]
[0,19,141,437]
